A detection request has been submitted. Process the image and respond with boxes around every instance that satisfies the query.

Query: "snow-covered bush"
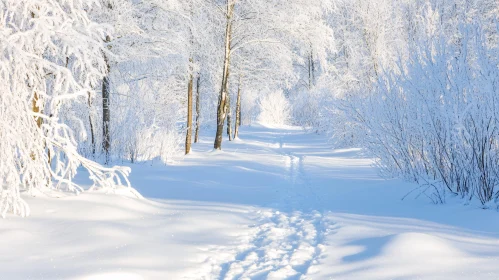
[345,22,499,205]
[0,0,131,216]
[258,91,291,126]
[291,90,322,128]
[110,62,184,164]
[291,86,341,135]
[240,90,259,126]
[123,127,182,164]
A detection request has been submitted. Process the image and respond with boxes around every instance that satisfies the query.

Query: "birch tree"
[213,0,330,148]
[142,0,222,154]
[214,0,235,150]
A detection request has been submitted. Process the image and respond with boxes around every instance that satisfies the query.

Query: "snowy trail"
[3,125,499,279]
[212,135,330,280]
[184,128,331,280]
[218,209,326,280]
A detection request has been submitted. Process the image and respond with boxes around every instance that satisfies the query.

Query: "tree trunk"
[32,92,42,129]
[308,53,312,90]
[308,47,316,90]
[226,91,233,141]
[185,61,194,155]
[234,78,242,139]
[102,40,111,164]
[186,0,196,153]
[311,51,315,87]
[88,92,96,156]
[31,92,42,161]
[30,9,46,163]
[214,0,235,150]
[194,75,201,143]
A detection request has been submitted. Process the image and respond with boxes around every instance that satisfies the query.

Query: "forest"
[3,0,499,214]
[3,1,499,278]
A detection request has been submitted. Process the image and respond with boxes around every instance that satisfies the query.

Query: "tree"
[0,0,132,216]
[139,0,222,154]
[234,75,242,139]
[102,37,112,163]
[214,0,235,150]
[183,0,200,154]
[194,76,201,143]
[90,0,141,163]
[226,90,233,141]
[213,0,329,148]
[185,59,194,154]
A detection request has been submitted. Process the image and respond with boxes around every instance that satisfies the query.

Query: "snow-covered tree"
[211,0,336,148]
[339,4,499,204]
[0,0,133,216]
[258,91,291,126]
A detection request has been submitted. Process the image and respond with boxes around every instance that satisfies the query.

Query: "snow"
[2,125,499,279]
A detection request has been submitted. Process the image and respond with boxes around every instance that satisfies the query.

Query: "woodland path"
[2,125,499,279]
[175,125,499,279]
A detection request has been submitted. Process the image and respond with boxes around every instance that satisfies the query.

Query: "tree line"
[3,0,499,216]
[0,0,333,216]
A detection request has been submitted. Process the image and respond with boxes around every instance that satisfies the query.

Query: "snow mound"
[28,187,71,198]
[382,232,465,260]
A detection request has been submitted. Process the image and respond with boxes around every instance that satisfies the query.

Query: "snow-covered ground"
[2,125,499,279]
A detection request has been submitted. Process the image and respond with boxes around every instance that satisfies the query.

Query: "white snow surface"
[2,125,499,279]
